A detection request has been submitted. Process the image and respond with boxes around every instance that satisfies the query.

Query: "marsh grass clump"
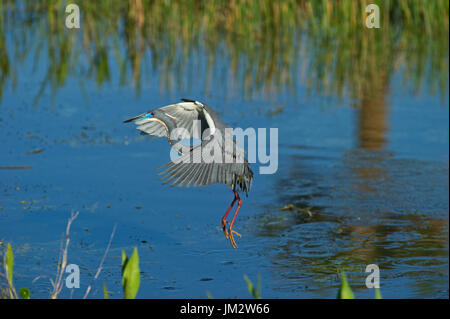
[0,211,140,299]
[0,242,30,299]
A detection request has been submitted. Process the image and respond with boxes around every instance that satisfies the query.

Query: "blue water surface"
[0,36,448,299]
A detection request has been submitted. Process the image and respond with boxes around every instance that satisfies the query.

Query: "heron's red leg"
[222,191,238,239]
[227,193,242,249]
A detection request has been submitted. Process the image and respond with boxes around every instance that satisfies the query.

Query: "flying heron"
[123,99,253,248]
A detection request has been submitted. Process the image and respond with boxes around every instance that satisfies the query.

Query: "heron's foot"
[228,228,241,249]
[221,220,241,248]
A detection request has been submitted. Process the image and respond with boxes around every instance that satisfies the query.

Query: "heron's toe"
[228,229,241,249]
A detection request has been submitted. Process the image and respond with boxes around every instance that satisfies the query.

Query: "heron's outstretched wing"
[123,100,209,139]
[157,133,253,194]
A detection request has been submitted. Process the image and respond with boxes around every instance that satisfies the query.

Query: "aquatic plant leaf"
[19,288,30,299]
[5,243,13,284]
[243,274,261,299]
[375,287,382,299]
[103,282,109,299]
[121,247,140,299]
[338,272,354,299]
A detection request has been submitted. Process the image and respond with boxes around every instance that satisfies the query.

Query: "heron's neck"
[202,108,216,135]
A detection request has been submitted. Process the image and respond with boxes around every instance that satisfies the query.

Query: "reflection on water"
[260,145,448,297]
[0,1,448,103]
[358,78,389,150]
[0,0,448,298]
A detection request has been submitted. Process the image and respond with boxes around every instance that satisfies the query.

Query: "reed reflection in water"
[0,0,447,105]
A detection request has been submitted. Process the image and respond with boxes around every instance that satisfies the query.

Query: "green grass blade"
[5,243,13,284]
[243,274,261,299]
[338,272,355,299]
[121,247,140,299]
[103,282,109,299]
[375,287,382,299]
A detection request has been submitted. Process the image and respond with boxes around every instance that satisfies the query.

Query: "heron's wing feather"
[124,102,208,140]
[158,134,251,190]
[123,111,169,138]
[124,101,253,194]
[134,118,167,137]
[159,102,207,139]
